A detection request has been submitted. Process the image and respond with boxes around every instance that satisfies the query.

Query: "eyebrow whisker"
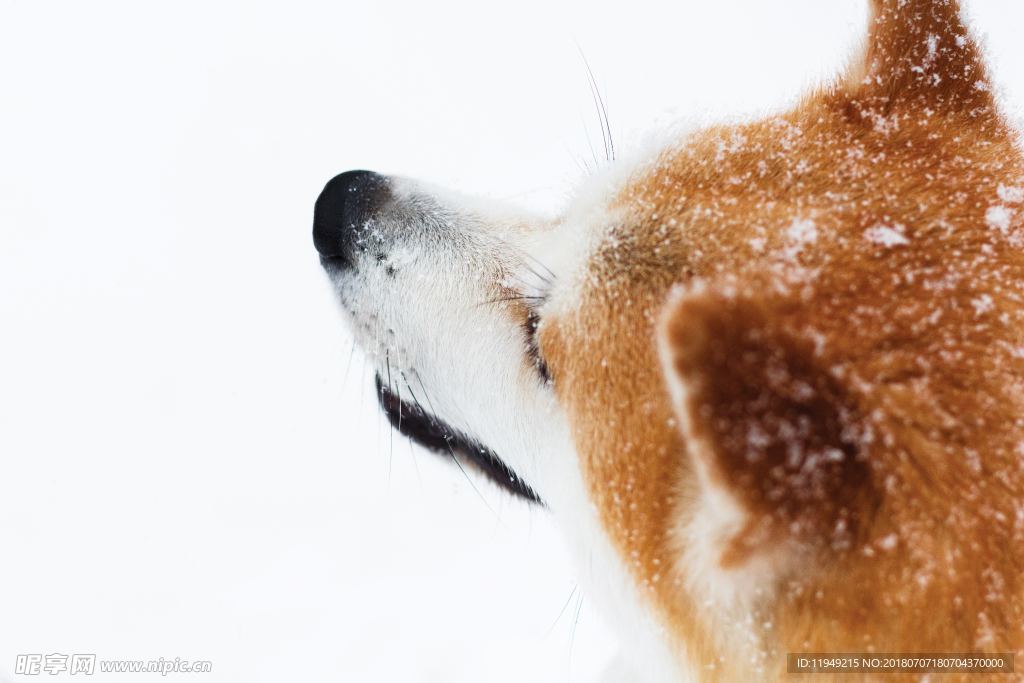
[477,294,546,308]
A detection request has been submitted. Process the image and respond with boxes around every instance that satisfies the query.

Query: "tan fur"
[541,0,1024,678]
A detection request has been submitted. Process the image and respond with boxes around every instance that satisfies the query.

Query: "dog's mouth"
[374,375,543,504]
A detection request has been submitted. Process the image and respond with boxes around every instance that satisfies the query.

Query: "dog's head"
[316,1,1024,679]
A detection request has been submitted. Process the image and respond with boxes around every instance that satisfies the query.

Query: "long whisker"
[357,354,368,417]
[476,294,546,308]
[386,352,395,481]
[520,263,554,289]
[577,44,615,163]
[400,371,425,413]
[544,584,579,637]
[579,110,602,170]
[487,232,556,276]
[567,142,595,176]
[341,338,357,387]
[524,252,558,282]
[392,365,422,486]
[569,592,585,672]
[411,374,502,522]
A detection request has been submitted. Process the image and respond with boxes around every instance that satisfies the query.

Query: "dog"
[314,1,1024,679]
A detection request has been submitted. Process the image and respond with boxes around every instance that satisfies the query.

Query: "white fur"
[657,289,787,675]
[325,169,687,681]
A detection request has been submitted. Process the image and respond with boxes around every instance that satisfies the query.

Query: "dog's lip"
[374,375,544,505]
[319,254,351,269]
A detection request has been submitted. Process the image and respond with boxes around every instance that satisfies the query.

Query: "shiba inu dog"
[314,0,1024,679]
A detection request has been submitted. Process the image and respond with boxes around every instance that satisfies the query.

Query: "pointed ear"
[657,282,875,567]
[848,0,991,112]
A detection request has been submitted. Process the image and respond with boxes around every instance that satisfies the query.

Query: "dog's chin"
[374,375,543,504]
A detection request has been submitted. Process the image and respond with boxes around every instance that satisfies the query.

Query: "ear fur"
[848,0,991,112]
[658,282,876,568]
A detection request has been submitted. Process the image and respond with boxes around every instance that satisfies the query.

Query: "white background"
[1,1,1022,681]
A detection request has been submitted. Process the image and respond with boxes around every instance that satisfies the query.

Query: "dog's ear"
[848,0,991,113]
[658,282,875,568]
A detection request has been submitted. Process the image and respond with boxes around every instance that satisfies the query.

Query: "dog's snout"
[313,170,388,262]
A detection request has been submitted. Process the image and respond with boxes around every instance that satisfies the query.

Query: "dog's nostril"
[312,170,389,261]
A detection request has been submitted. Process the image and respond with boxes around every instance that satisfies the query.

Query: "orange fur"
[541,0,1024,678]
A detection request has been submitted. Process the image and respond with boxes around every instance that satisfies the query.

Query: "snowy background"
[1,1,1022,681]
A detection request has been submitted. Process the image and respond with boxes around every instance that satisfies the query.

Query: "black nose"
[313,170,388,261]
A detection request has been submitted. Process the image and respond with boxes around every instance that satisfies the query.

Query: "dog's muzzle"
[313,171,543,505]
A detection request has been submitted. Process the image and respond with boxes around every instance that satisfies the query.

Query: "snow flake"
[746,423,770,453]
[823,447,845,463]
[966,448,983,473]
[864,224,910,247]
[787,218,818,246]
[878,533,899,551]
[985,205,1013,233]
[997,184,1024,204]
[924,34,939,67]
[971,294,994,316]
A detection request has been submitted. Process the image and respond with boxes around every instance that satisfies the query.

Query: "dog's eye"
[524,308,551,384]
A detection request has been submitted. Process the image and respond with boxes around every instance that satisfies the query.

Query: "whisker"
[386,352,394,482]
[566,143,594,177]
[520,264,554,290]
[400,371,425,413]
[341,338,357,387]
[502,275,548,296]
[412,374,502,523]
[544,584,579,637]
[569,592,585,673]
[480,234,558,300]
[397,375,424,485]
[477,294,546,308]
[586,72,609,161]
[523,253,557,283]
[577,44,615,163]
[486,232,554,273]
[579,110,602,170]
[357,354,368,416]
